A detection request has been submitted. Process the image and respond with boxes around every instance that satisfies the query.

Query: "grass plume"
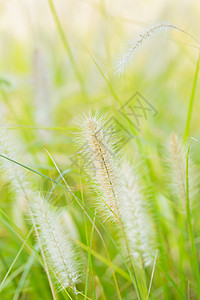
[114,22,198,76]
[77,112,121,220]
[169,133,187,203]
[0,110,32,228]
[120,161,156,267]
[31,194,82,291]
[167,133,199,207]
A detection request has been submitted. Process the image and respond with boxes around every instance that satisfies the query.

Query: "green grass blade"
[76,240,131,281]
[0,228,33,292]
[48,0,87,100]
[13,244,39,300]
[184,51,200,140]
[186,143,200,297]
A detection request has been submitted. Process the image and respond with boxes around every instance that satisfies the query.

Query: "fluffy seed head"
[120,161,156,267]
[31,195,82,289]
[169,133,186,203]
[0,109,31,228]
[167,133,199,206]
[77,112,121,220]
[0,128,30,197]
[114,22,179,76]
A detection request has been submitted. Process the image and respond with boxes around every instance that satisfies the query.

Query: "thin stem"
[117,219,143,300]
[48,0,87,100]
[186,142,200,297]
[184,51,200,140]
[0,229,33,292]
[147,250,158,299]
[88,213,97,300]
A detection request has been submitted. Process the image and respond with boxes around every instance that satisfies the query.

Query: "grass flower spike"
[0,112,30,198]
[168,133,198,206]
[115,22,182,76]
[31,194,82,291]
[169,133,187,203]
[78,112,121,220]
[0,110,31,228]
[120,161,155,267]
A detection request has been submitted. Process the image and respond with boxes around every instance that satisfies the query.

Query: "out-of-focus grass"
[0,0,200,299]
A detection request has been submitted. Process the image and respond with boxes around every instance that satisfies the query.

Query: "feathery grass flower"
[115,22,182,76]
[120,161,155,267]
[77,112,121,220]
[169,133,187,203]
[31,194,82,290]
[0,124,30,198]
[168,133,199,206]
[0,110,32,228]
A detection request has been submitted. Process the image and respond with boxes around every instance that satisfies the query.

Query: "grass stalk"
[184,51,200,140]
[48,0,87,100]
[186,143,200,297]
[0,229,33,293]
